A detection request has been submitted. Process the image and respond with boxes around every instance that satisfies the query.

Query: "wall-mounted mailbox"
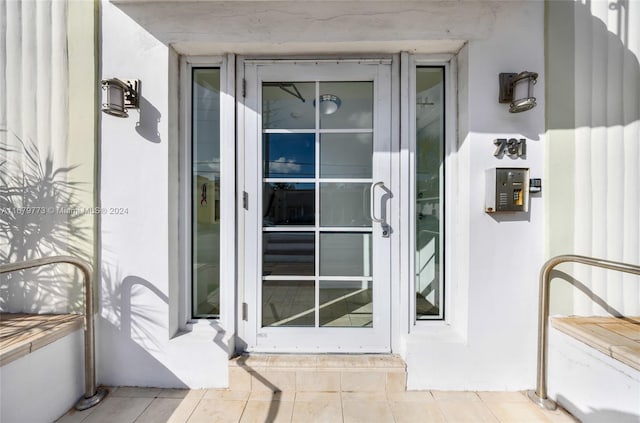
[485,167,530,213]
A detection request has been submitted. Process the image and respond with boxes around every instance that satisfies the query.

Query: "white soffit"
[106,1,519,52]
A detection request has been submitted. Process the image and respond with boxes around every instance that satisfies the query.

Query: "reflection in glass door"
[243,61,392,351]
[262,81,374,328]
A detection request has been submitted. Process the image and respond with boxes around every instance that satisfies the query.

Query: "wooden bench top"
[0,313,84,366]
[552,316,640,371]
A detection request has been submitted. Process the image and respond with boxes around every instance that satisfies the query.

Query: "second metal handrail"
[0,256,108,410]
[528,254,640,410]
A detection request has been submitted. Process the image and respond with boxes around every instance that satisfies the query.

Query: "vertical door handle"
[370,181,390,237]
[370,181,385,223]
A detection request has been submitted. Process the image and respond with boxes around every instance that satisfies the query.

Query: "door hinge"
[242,191,248,210]
[242,78,246,97]
[242,302,248,321]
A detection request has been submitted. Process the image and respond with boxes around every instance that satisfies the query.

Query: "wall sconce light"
[499,71,538,113]
[101,78,140,118]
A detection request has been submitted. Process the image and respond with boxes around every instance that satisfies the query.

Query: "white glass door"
[242,60,391,352]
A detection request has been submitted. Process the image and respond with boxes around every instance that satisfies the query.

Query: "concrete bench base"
[0,313,85,423]
[549,316,640,423]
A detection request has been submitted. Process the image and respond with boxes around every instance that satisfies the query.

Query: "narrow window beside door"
[415,67,445,320]
[192,68,221,318]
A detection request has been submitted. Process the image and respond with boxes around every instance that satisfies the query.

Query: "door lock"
[381,223,390,238]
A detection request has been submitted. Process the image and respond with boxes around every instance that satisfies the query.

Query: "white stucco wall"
[548,328,640,422]
[100,0,545,390]
[546,0,640,317]
[405,3,545,391]
[99,2,229,388]
[0,330,84,423]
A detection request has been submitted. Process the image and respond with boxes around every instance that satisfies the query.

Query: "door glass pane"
[262,280,315,327]
[320,133,372,178]
[319,280,372,327]
[263,183,315,226]
[263,232,315,276]
[263,133,315,178]
[319,82,373,129]
[320,183,371,227]
[320,233,372,277]
[263,82,315,129]
[415,67,444,320]
[260,77,377,332]
[192,68,220,318]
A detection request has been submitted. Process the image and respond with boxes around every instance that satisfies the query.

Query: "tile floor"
[56,387,577,423]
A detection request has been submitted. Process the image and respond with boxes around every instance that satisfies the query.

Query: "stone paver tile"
[203,390,250,401]
[81,397,153,423]
[386,391,433,402]
[55,404,101,423]
[157,389,206,400]
[477,391,529,403]
[296,370,341,392]
[431,390,481,401]
[252,370,296,392]
[135,398,199,423]
[186,399,246,423]
[292,392,341,423]
[386,371,406,392]
[268,354,318,368]
[228,367,252,391]
[342,397,394,423]
[165,398,201,423]
[342,392,387,402]
[484,401,552,422]
[249,391,296,402]
[110,387,162,398]
[437,400,499,422]
[341,371,386,392]
[240,400,295,423]
[389,401,446,423]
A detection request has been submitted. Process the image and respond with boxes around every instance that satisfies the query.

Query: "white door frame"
[237,57,398,353]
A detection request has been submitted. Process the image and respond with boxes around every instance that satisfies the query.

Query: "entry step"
[228,354,406,393]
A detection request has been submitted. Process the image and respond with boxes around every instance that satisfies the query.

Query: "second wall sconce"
[101,78,140,118]
[499,71,538,113]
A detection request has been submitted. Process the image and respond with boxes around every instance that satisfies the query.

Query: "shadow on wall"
[548,0,640,130]
[549,269,636,319]
[0,131,89,313]
[99,266,188,387]
[135,96,162,144]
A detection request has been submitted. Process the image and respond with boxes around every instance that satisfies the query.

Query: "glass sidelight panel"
[319,280,373,327]
[192,68,221,318]
[320,233,372,277]
[415,67,444,320]
[262,280,315,327]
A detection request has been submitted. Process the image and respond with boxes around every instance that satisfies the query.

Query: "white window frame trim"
[179,54,236,338]
[400,53,462,338]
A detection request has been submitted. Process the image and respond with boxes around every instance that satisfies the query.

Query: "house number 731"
[494,138,526,158]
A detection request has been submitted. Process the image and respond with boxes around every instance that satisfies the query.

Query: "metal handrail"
[527,254,640,410]
[0,256,107,410]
